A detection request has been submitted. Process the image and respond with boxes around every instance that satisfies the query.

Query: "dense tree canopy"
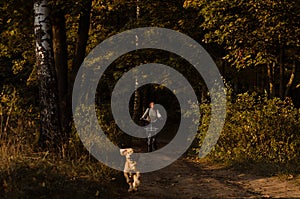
[0,0,299,146]
[1,3,300,199]
[186,0,300,98]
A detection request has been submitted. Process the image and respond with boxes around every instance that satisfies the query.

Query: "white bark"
[34,0,61,147]
[34,0,52,70]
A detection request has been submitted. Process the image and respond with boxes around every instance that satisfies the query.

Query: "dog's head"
[120,148,134,159]
[120,148,140,172]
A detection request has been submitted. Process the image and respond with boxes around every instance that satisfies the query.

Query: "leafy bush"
[197,91,300,169]
[0,85,38,143]
[0,86,119,197]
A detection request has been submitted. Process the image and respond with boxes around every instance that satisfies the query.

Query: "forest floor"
[1,154,300,199]
[111,134,300,199]
[1,138,300,199]
[112,157,300,199]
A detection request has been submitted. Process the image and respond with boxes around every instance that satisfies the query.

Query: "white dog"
[120,148,141,192]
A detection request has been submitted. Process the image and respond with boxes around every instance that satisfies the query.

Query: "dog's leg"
[133,172,141,191]
[124,172,133,192]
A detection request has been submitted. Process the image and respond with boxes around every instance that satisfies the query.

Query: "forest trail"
[114,157,300,199]
[113,146,300,199]
[1,139,299,198]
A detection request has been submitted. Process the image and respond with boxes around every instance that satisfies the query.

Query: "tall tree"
[52,7,69,135]
[34,0,62,148]
[71,0,92,80]
[67,0,92,134]
[187,0,300,98]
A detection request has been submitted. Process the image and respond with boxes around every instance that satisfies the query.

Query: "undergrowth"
[195,90,300,175]
[0,135,121,198]
[0,86,121,198]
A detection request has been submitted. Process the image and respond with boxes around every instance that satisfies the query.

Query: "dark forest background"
[0,0,299,197]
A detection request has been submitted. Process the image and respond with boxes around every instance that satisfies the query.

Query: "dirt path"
[114,157,300,199]
[111,132,300,199]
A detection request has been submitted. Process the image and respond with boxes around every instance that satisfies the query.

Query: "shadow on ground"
[0,162,125,199]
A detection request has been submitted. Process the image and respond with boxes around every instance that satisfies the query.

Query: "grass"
[188,144,300,179]
[0,134,124,199]
[230,159,300,178]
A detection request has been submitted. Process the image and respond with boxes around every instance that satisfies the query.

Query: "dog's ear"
[120,149,127,156]
[128,148,134,154]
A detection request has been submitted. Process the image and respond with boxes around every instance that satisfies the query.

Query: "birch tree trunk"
[34,0,62,148]
[132,78,140,122]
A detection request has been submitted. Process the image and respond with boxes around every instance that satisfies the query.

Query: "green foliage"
[0,135,117,198]
[1,0,300,188]
[197,90,300,169]
[0,0,35,87]
[0,86,118,197]
[0,85,38,144]
[187,0,300,69]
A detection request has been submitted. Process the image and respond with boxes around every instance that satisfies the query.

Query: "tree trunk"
[142,86,149,113]
[71,0,92,79]
[52,11,69,136]
[267,63,275,97]
[34,0,62,148]
[261,66,265,93]
[284,60,296,98]
[279,45,285,99]
[132,77,140,122]
[68,0,92,127]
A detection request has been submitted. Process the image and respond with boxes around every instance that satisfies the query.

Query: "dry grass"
[0,132,122,198]
[0,93,126,198]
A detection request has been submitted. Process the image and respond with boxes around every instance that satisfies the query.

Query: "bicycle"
[140,118,158,152]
